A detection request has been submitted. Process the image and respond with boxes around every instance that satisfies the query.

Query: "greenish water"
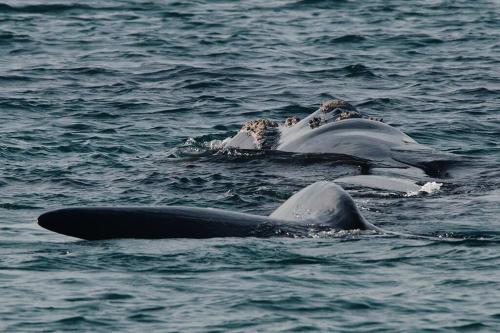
[1,0,500,331]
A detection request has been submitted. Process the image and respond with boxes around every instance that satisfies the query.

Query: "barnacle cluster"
[240,119,280,149]
[336,110,363,121]
[308,117,322,129]
[238,99,382,140]
[284,116,300,127]
[320,99,357,113]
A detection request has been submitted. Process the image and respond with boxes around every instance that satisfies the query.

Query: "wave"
[332,34,366,43]
[0,3,98,14]
[405,181,442,197]
[284,0,348,9]
[343,64,378,78]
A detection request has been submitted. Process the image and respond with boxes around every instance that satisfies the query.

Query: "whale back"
[278,119,417,159]
[269,181,373,230]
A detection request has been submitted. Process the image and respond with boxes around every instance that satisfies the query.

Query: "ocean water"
[1,0,500,331]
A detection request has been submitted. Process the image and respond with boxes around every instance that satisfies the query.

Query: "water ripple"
[1,0,500,331]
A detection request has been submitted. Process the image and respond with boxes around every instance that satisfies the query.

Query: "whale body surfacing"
[38,181,377,240]
[270,181,377,231]
[37,98,457,240]
[224,99,460,175]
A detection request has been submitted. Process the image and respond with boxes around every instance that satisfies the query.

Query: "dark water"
[1,0,500,331]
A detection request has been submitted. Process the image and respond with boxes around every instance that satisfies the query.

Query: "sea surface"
[1,0,500,331]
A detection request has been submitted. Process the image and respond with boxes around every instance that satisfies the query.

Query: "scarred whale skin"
[224,100,459,172]
[38,181,376,240]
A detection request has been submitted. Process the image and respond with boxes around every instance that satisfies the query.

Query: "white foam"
[308,228,379,239]
[405,181,442,197]
[208,137,231,150]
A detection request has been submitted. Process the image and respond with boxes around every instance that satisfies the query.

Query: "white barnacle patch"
[284,116,300,127]
[317,99,383,124]
[320,99,357,113]
[309,99,372,128]
[239,119,280,149]
[335,110,363,122]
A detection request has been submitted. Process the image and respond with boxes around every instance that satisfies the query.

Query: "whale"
[225,99,458,171]
[38,181,381,240]
[224,99,461,193]
[37,99,459,240]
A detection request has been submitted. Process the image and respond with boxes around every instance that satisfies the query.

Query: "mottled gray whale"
[224,99,460,193]
[38,181,379,240]
[226,99,457,168]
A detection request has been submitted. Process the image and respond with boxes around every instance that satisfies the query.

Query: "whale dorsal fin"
[269,181,372,230]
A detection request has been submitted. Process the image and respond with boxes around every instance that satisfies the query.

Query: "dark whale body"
[38,182,378,240]
[38,206,277,239]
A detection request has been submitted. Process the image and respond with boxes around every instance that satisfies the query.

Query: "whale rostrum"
[225,99,458,172]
